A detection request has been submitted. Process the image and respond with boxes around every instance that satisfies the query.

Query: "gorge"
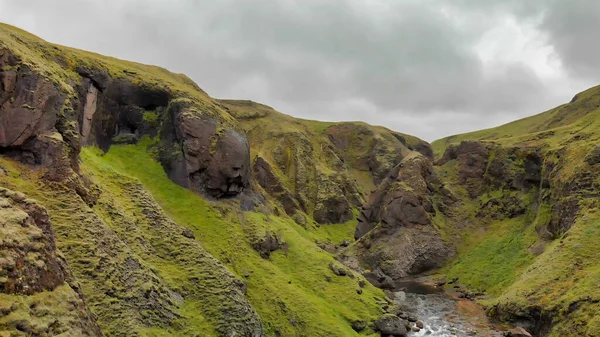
[1,23,599,337]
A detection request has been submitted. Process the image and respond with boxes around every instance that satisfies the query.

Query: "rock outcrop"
[252,231,288,259]
[374,314,409,336]
[0,51,64,149]
[221,100,433,225]
[0,187,101,336]
[1,41,252,200]
[253,156,300,215]
[159,99,250,197]
[343,153,454,279]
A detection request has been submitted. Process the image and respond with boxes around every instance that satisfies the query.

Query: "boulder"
[351,320,367,332]
[374,314,408,336]
[159,100,251,198]
[329,263,348,276]
[252,232,287,259]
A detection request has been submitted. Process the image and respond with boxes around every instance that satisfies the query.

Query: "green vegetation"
[0,22,238,128]
[0,284,93,336]
[443,218,534,296]
[4,19,600,337]
[219,98,424,221]
[0,138,385,336]
[142,111,159,127]
[431,85,600,158]
[431,84,600,336]
[80,139,385,336]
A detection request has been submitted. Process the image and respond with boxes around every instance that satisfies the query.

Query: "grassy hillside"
[432,85,600,157]
[0,138,386,336]
[81,139,386,336]
[431,85,600,336]
[1,22,389,336]
[219,99,430,225]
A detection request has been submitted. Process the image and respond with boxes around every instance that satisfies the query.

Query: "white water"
[393,287,504,337]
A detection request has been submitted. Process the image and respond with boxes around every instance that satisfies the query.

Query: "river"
[392,281,506,337]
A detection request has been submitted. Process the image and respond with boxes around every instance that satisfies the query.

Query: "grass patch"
[443,219,534,296]
[80,140,384,336]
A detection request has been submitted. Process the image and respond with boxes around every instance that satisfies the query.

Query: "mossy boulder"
[374,314,409,336]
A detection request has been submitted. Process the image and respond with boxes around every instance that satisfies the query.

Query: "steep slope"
[430,86,600,336]
[0,22,393,337]
[219,99,432,226]
[4,20,598,337]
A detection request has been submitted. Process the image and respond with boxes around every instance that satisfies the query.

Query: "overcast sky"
[1,0,598,141]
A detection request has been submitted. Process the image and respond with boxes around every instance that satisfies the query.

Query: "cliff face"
[0,23,265,337]
[429,85,600,337]
[0,23,389,337]
[339,153,454,281]
[219,99,432,226]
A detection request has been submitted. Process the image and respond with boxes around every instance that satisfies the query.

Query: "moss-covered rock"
[0,188,101,336]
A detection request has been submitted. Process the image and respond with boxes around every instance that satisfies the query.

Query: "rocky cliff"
[429,85,600,337]
[219,99,431,226]
[0,23,390,337]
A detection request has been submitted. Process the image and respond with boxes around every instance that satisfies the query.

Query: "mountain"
[0,23,393,336]
[1,22,599,337]
[427,86,600,336]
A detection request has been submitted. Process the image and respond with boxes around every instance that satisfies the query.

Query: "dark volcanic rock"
[253,231,288,259]
[159,99,251,198]
[0,52,64,148]
[345,154,454,279]
[374,314,408,336]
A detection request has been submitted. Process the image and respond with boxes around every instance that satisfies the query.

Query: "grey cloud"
[540,0,600,79]
[0,0,596,141]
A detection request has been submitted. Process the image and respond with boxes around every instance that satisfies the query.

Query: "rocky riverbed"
[392,281,507,337]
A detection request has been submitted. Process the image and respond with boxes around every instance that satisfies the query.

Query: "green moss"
[0,22,239,131]
[0,284,95,336]
[312,212,359,244]
[443,218,534,296]
[78,139,384,336]
[143,111,159,127]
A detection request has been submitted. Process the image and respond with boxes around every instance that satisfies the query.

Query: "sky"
[1,0,598,141]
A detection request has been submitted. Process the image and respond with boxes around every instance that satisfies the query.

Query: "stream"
[392,281,506,337]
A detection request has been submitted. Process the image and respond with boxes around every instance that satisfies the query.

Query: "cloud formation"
[0,0,597,140]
